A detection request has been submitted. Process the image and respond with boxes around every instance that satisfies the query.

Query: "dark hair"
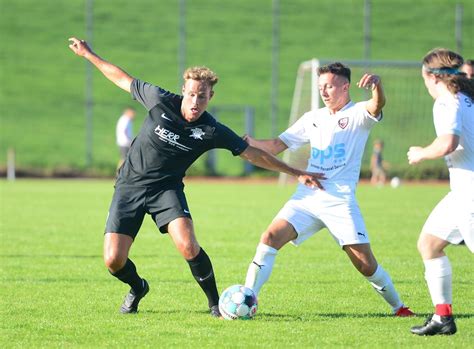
[317,62,351,83]
[465,59,474,66]
[423,48,474,99]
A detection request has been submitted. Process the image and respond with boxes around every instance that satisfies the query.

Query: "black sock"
[187,248,219,308]
[110,259,144,294]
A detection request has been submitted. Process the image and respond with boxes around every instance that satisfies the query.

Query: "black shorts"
[105,184,191,238]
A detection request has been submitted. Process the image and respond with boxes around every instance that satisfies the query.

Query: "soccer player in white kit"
[408,48,474,336]
[244,62,414,317]
[116,107,136,168]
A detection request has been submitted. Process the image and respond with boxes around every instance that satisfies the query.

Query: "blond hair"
[183,66,219,88]
[422,48,474,99]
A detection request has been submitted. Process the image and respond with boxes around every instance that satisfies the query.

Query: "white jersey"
[280,101,380,192]
[433,92,474,193]
[116,115,133,147]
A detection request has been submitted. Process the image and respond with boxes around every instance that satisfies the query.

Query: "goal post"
[279,58,438,185]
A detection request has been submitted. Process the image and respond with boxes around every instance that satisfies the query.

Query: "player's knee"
[416,235,426,255]
[177,240,200,260]
[417,233,443,259]
[359,260,378,277]
[104,253,127,273]
[260,230,287,250]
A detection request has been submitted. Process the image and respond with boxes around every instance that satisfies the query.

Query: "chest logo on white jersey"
[338,117,349,129]
[189,127,205,140]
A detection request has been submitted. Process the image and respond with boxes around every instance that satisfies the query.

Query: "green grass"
[0,0,473,175]
[1,179,472,348]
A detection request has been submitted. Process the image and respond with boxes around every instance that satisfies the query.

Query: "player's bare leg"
[344,243,414,316]
[167,217,221,317]
[104,233,133,272]
[104,232,149,313]
[411,233,456,335]
[245,219,297,296]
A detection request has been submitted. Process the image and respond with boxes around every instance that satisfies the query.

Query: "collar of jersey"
[339,100,354,113]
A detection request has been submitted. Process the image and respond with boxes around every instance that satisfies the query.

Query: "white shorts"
[275,187,370,247]
[422,191,474,253]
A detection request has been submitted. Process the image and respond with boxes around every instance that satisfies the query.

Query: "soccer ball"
[390,176,401,188]
[218,285,258,320]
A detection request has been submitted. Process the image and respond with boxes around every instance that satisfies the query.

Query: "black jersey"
[116,79,248,187]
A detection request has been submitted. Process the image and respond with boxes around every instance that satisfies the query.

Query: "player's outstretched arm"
[357,73,386,117]
[240,146,325,189]
[243,135,288,155]
[68,37,134,93]
[407,134,459,165]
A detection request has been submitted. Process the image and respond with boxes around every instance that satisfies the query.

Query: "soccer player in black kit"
[68,37,324,317]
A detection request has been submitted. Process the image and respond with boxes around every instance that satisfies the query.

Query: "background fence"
[0,0,472,177]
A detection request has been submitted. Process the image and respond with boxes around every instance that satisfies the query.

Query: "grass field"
[0,179,472,348]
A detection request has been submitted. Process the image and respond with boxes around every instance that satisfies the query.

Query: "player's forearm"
[246,138,286,155]
[242,147,299,176]
[84,51,133,92]
[421,135,459,160]
[367,84,386,117]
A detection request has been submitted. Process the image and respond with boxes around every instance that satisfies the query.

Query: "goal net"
[278,59,440,185]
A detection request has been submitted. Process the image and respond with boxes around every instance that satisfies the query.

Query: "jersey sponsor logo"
[311,143,346,165]
[189,127,205,140]
[338,117,349,129]
[154,124,192,151]
[160,112,172,121]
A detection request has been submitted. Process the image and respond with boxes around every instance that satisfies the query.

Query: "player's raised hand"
[407,146,424,165]
[297,171,326,190]
[357,73,381,90]
[68,37,92,57]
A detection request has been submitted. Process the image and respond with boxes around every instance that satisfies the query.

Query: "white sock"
[424,256,452,305]
[245,243,278,296]
[366,265,403,312]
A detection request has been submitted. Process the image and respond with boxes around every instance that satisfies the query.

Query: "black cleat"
[410,314,457,336]
[120,279,149,314]
[210,305,222,318]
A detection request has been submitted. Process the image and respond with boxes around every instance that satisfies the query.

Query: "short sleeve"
[355,101,382,129]
[278,112,311,150]
[130,79,176,111]
[433,98,461,137]
[213,122,249,156]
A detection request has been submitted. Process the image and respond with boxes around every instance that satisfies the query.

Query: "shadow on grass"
[259,312,474,321]
[140,309,187,315]
[137,310,474,321]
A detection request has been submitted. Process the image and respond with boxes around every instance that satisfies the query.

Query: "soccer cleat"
[120,279,149,314]
[210,305,223,318]
[410,314,457,336]
[395,306,415,317]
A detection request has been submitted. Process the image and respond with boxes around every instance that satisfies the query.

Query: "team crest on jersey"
[189,127,205,140]
[338,117,349,129]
